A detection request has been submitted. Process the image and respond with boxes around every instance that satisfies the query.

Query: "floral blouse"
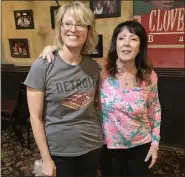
[100,70,161,149]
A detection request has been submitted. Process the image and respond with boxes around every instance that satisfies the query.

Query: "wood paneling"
[157,75,184,148]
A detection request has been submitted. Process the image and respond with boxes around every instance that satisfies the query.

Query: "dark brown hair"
[105,20,153,84]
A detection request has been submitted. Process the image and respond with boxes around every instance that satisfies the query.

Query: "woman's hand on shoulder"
[38,45,56,63]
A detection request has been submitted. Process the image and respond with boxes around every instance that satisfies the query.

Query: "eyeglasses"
[61,22,88,31]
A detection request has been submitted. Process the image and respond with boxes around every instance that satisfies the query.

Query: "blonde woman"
[24,2,103,177]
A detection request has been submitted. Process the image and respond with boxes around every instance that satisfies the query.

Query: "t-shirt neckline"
[56,50,84,67]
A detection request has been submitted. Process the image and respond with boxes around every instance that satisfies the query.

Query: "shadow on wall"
[1,43,8,64]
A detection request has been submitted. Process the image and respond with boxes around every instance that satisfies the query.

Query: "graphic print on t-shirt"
[61,92,93,110]
[56,77,96,94]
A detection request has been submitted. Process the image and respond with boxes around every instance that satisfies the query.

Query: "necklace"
[123,73,130,86]
[117,72,138,88]
[116,59,138,87]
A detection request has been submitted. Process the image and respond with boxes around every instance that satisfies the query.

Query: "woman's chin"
[66,44,83,50]
[119,58,133,62]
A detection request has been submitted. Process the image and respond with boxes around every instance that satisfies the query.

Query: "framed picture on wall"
[90,0,121,19]
[88,35,103,58]
[50,6,60,29]
[14,10,34,29]
[9,38,30,58]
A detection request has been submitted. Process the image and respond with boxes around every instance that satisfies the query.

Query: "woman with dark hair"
[39,20,161,176]
[100,20,161,176]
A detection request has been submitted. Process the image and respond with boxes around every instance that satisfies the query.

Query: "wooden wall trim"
[1,64,185,77]
[154,68,185,78]
[1,64,30,72]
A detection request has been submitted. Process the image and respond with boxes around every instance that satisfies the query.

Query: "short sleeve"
[24,59,47,92]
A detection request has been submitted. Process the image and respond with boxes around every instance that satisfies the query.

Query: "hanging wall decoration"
[90,0,121,19]
[9,38,30,58]
[50,6,60,29]
[14,10,34,29]
[88,35,103,58]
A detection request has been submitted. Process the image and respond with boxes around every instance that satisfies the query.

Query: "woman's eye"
[131,38,137,41]
[118,37,124,40]
[77,24,83,27]
[77,24,87,28]
[65,22,72,26]
[64,22,72,26]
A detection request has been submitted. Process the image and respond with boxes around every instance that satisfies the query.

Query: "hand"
[144,145,158,169]
[42,159,56,176]
[38,45,56,63]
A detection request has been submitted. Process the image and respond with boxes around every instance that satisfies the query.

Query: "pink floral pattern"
[100,71,161,149]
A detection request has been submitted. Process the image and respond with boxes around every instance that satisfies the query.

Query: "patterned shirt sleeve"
[147,71,161,148]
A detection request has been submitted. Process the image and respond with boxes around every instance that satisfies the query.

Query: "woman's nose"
[124,39,130,46]
[70,24,77,32]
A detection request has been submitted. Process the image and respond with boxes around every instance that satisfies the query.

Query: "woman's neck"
[116,59,137,75]
[59,45,82,65]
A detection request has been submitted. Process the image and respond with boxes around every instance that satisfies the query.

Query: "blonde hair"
[54,1,98,54]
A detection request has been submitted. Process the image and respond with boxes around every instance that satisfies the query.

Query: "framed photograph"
[14,10,34,29]
[88,35,103,58]
[9,38,30,58]
[50,6,60,29]
[90,0,121,19]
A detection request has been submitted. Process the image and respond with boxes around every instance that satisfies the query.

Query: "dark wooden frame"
[88,35,103,58]
[9,38,30,58]
[90,0,121,19]
[50,6,60,29]
[14,10,34,29]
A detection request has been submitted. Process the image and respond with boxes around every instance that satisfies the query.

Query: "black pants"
[51,147,102,177]
[100,143,154,177]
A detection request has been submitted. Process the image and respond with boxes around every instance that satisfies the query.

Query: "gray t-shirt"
[24,51,103,156]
